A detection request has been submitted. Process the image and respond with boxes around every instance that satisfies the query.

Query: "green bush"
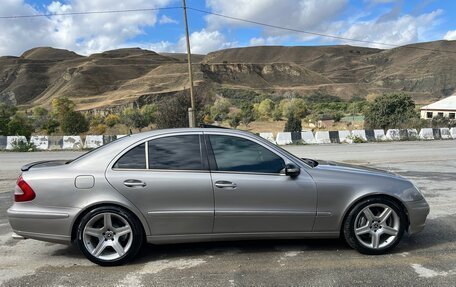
[364,93,417,130]
[11,140,36,152]
[60,111,89,134]
[284,114,302,132]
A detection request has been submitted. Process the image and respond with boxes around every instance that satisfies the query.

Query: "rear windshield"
[68,135,131,164]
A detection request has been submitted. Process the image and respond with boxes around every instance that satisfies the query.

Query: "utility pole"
[182,0,196,127]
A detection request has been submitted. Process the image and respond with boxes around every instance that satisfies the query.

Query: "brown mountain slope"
[0,41,455,110]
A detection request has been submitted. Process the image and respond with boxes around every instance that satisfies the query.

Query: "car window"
[209,135,285,173]
[113,143,146,169]
[148,135,203,170]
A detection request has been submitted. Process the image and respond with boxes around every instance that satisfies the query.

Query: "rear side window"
[209,135,285,173]
[113,143,146,169]
[148,135,203,170]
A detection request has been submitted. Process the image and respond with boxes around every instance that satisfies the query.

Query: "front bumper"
[7,203,81,244]
[405,198,430,235]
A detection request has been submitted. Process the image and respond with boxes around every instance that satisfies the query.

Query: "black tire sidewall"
[343,197,406,255]
[76,206,144,266]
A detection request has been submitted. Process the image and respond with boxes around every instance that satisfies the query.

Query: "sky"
[0,0,455,56]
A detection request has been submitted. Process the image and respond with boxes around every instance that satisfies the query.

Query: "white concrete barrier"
[0,136,7,149]
[315,131,331,144]
[374,129,386,141]
[386,129,401,141]
[276,132,292,145]
[351,130,367,141]
[117,135,127,139]
[30,136,49,150]
[338,130,352,143]
[6,136,27,150]
[62,136,82,150]
[84,135,104,148]
[301,131,316,144]
[451,127,456,139]
[419,128,434,140]
[440,128,452,139]
[407,129,418,139]
[259,132,276,144]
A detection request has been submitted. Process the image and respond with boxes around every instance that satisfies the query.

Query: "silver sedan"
[8,128,430,266]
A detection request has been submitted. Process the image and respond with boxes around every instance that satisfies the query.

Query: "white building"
[420,95,456,120]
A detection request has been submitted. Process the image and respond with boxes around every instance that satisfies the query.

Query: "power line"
[0,5,455,54]
[0,6,182,19]
[187,7,456,54]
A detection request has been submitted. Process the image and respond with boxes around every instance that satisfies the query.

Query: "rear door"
[105,133,214,235]
[206,133,317,233]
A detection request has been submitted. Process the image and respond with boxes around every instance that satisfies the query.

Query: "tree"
[60,111,89,134]
[41,118,59,134]
[240,104,255,127]
[228,113,241,129]
[364,93,417,130]
[210,98,231,121]
[32,106,50,131]
[140,104,157,126]
[122,107,148,131]
[7,112,34,138]
[104,114,121,128]
[0,103,17,135]
[51,97,75,120]
[257,99,274,119]
[284,114,302,132]
[279,98,308,119]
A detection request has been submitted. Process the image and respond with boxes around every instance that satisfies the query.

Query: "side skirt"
[146,231,340,245]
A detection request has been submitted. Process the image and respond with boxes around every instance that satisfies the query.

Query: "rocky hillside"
[1,40,456,110]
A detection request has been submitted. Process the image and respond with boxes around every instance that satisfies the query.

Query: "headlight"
[402,182,424,201]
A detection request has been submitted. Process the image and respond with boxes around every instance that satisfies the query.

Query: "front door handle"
[215,181,237,189]
[123,179,146,187]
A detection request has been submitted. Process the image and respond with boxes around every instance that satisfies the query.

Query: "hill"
[0,41,455,110]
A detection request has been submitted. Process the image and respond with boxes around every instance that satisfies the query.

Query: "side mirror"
[285,163,300,177]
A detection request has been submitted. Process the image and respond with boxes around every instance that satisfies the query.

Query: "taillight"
[15,175,36,202]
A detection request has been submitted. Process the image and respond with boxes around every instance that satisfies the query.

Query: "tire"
[343,197,406,255]
[76,206,144,266]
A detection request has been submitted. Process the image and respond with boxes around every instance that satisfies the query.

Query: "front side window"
[148,135,203,170]
[113,143,146,169]
[209,135,285,173]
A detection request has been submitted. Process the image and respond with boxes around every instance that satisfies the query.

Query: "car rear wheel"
[343,197,406,255]
[76,206,144,266]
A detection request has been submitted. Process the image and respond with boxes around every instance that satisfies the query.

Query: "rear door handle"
[215,181,237,189]
[123,179,146,187]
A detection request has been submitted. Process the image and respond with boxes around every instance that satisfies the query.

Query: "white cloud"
[443,30,456,41]
[205,0,347,36]
[249,36,282,46]
[0,0,173,56]
[159,15,178,24]
[147,40,174,52]
[338,10,443,48]
[0,0,55,56]
[146,29,236,54]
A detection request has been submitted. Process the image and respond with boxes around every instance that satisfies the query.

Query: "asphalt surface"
[0,141,455,286]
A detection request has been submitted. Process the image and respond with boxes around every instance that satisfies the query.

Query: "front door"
[105,133,214,235]
[206,134,317,233]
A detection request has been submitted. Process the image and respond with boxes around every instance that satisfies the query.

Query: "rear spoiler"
[21,160,69,172]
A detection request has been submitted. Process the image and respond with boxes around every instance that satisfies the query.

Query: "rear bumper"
[405,199,430,235]
[7,203,81,244]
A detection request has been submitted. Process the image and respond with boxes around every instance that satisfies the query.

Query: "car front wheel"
[76,206,144,266]
[343,197,406,255]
